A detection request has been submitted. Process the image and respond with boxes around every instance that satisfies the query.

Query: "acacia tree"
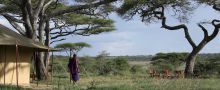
[55,42,91,57]
[117,0,220,77]
[0,0,117,79]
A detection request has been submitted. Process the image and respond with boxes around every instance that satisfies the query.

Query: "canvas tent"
[0,24,49,85]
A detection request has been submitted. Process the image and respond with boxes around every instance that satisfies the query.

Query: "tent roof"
[0,24,49,51]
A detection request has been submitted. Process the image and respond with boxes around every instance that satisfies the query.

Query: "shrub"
[194,57,220,78]
[79,56,98,75]
[130,65,144,74]
[112,57,130,75]
[150,53,187,71]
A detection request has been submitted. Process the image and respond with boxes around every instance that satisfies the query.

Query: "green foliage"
[194,56,220,78]
[130,65,144,74]
[99,57,130,75]
[0,85,21,90]
[62,13,115,35]
[52,75,220,90]
[79,56,98,75]
[150,53,187,71]
[77,53,130,76]
[117,0,194,23]
[114,57,130,72]
[55,42,91,49]
[55,42,91,55]
[95,50,110,60]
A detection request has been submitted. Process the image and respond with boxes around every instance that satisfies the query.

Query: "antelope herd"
[149,69,185,79]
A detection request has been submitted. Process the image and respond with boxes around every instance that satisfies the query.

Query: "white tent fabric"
[0,24,48,51]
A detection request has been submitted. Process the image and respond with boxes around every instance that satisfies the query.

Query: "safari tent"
[0,24,48,85]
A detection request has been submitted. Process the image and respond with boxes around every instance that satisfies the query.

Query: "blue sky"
[1,5,220,56]
[54,5,220,56]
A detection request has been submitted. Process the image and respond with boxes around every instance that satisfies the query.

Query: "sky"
[1,4,220,56]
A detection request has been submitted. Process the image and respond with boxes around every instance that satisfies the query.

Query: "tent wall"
[0,46,33,85]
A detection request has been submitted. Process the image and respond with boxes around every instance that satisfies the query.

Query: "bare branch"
[212,19,220,27]
[207,19,220,42]
[3,13,26,35]
[2,13,23,23]
[155,7,196,48]
[50,24,73,31]
[213,4,220,11]
[7,21,25,36]
[50,38,66,44]
[42,0,53,14]
[75,33,92,36]
[51,29,80,39]
[198,24,209,38]
[161,17,196,48]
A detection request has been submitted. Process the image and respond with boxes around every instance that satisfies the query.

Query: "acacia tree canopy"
[55,42,91,56]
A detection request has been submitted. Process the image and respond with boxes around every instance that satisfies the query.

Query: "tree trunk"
[35,16,50,80]
[184,41,207,77]
[44,19,51,76]
[184,51,198,77]
[34,53,47,80]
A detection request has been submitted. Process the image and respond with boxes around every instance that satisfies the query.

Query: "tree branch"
[2,13,26,35]
[49,0,117,17]
[35,0,45,16]
[50,38,66,44]
[42,0,53,14]
[213,4,220,11]
[2,13,23,23]
[207,19,220,42]
[212,19,220,27]
[161,17,196,48]
[198,24,209,39]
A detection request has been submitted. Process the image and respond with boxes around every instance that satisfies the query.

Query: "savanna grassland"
[48,53,220,90]
[4,54,220,90]
[52,75,220,90]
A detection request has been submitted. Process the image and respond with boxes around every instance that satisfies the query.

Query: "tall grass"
[0,85,21,90]
[48,75,220,90]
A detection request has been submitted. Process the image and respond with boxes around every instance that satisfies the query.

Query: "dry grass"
[48,75,220,90]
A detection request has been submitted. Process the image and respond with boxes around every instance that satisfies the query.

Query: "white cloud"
[98,40,135,56]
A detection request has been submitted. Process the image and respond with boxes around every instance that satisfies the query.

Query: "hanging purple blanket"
[68,57,79,82]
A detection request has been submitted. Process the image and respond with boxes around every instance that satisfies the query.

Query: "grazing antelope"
[175,70,184,79]
[162,69,171,79]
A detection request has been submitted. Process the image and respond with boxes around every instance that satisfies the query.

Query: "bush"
[194,57,220,78]
[98,60,115,75]
[150,53,186,71]
[96,57,130,75]
[79,56,98,75]
[112,57,130,75]
[130,65,144,74]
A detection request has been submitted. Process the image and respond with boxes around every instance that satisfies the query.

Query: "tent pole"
[4,46,6,85]
[15,44,19,87]
[51,51,54,82]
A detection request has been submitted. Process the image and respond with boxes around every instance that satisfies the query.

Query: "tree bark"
[184,40,207,77]
[184,48,201,77]
[34,53,46,80]
[44,19,50,74]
